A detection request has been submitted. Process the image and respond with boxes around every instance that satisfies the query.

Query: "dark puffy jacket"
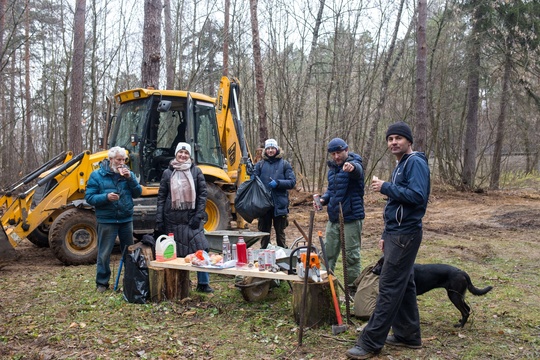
[322,152,365,223]
[85,160,142,223]
[252,150,296,217]
[156,163,209,257]
[380,152,430,234]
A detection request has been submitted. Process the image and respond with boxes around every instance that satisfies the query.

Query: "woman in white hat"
[155,142,213,292]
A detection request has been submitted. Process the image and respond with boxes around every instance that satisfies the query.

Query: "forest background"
[0,0,539,192]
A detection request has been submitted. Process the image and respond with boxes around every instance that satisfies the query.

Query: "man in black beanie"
[346,122,430,359]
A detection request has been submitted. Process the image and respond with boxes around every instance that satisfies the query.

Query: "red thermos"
[236,237,247,266]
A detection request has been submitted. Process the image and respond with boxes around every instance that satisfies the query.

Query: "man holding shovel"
[346,121,430,359]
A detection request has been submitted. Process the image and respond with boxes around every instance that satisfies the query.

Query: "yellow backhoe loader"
[0,77,253,266]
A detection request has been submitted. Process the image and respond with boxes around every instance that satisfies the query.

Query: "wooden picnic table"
[147,257,334,327]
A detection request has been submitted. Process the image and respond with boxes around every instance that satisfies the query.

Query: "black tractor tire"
[49,208,98,265]
[204,183,231,231]
[27,225,50,248]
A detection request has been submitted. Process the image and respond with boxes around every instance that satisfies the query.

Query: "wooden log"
[148,267,164,302]
[292,278,336,328]
[127,242,154,264]
[164,268,190,301]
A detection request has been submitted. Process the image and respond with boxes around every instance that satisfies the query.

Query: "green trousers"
[324,219,363,287]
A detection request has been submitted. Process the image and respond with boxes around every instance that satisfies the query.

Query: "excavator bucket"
[0,227,18,267]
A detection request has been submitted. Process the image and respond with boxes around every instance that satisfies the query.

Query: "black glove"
[189,216,201,229]
[154,222,164,233]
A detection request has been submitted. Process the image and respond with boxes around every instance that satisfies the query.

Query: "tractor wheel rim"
[205,201,219,231]
[68,227,96,251]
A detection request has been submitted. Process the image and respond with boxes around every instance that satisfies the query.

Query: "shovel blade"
[0,226,18,267]
[332,323,347,335]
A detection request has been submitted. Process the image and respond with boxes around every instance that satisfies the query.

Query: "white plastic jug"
[155,233,177,262]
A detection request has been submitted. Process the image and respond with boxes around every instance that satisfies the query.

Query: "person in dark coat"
[155,142,213,293]
[315,138,365,293]
[346,122,430,359]
[85,146,142,293]
[252,138,296,248]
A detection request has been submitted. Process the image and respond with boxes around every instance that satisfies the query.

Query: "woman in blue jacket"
[252,139,296,249]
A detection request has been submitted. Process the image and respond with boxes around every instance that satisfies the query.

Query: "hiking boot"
[346,345,378,359]
[196,284,214,293]
[96,285,108,293]
[385,335,422,349]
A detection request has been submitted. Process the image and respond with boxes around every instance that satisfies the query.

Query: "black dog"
[371,258,493,327]
[413,263,493,327]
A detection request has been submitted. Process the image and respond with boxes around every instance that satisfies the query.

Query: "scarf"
[170,159,196,210]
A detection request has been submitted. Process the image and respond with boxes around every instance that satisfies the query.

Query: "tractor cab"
[109,89,225,187]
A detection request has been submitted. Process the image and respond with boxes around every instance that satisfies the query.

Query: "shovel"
[318,230,347,335]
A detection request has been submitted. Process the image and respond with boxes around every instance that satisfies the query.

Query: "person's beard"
[111,162,120,173]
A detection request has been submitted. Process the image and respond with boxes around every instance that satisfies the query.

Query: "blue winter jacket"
[85,160,142,224]
[322,152,365,223]
[380,152,430,234]
[252,151,296,217]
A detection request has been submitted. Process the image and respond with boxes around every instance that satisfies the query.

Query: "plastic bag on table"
[123,247,149,304]
[234,176,274,223]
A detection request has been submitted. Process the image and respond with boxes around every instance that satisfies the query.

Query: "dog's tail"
[465,272,493,296]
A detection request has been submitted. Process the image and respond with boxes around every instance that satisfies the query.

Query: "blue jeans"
[96,222,134,287]
[197,271,209,285]
[357,229,422,351]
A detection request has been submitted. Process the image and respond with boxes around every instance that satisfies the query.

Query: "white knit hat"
[175,142,191,155]
[264,138,278,149]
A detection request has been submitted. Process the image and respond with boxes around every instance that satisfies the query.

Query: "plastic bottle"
[222,235,231,262]
[155,233,177,262]
[236,237,247,267]
[231,244,237,261]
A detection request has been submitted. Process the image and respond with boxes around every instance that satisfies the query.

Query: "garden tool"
[339,203,352,324]
[298,210,315,346]
[318,230,347,335]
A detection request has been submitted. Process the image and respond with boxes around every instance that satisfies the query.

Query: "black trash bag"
[234,176,274,223]
[123,247,149,304]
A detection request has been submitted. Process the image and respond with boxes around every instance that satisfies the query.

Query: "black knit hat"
[386,121,413,143]
[327,138,349,153]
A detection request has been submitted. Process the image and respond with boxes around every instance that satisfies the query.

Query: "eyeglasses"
[112,157,128,162]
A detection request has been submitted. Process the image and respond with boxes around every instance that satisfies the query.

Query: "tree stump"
[148,267,164,302]
[292,278,336,328]
[164,268,190,300]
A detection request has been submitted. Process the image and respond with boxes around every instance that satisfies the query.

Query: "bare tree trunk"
[0,0,4,59]
[223,0,230,77]
[24,0,37,170]
[415,0,428,152]
[249,0,268,147]
[69,0,86,154]
[88,0,98,152]
[461,2,482,190]
[0,0,5,176]
[164,0,174,89]
[142,0,162,89]
[364,0,408,169]
[490,43,512,190]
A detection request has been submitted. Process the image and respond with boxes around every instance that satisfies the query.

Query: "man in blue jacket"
[346,122,430,359]
[317,138,364,293]
[253,139,296,248]
[85,147,142,293]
